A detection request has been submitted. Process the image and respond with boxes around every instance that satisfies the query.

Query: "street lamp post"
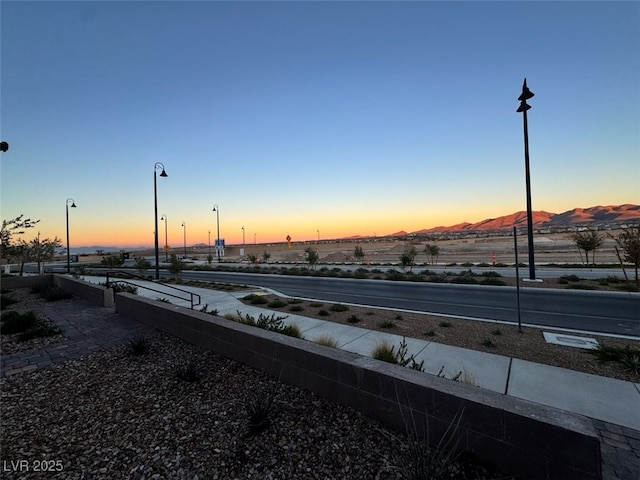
[242,226,245,246]
[517,78,537,281]
[213,205,220,262]
[161,214,168,262]
[208,231,211,257]
[65,198,76,273]
[181,222,187,259]
[154,162,168,279]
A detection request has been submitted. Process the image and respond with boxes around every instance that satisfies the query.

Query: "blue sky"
[1,0,638,247]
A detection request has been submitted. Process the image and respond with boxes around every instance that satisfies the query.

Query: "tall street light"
[212,205,220,262]
[65,198,76,273]
[517,78,537,281]
[208,231,211,257]
[242,226,245,246]
[154,162,168,279]
[181,222,187,259]
[161,214,168,262]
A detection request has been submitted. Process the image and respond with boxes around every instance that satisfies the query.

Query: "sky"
[1,0,639,248]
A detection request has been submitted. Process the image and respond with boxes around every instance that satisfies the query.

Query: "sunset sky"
[1,1,638,248]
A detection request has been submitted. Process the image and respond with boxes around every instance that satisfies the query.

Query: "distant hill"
[414,204,640,234]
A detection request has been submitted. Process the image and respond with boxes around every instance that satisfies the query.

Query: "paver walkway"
[1,299,156,377]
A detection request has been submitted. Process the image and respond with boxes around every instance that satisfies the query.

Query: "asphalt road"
[175,270,640,338]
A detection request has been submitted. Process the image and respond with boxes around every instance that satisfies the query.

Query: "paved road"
[171,270,640,338]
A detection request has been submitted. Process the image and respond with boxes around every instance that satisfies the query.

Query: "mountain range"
[410,204,639,234]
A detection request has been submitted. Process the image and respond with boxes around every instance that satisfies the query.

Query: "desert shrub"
[243,293,268,305]
[481,271,502,278]
[287,298,303,304]
[279,324,303,338]
[480,277,506,286]
[41,286,73,301]
[198,304,219,316]
[346,315,361,324]
[588,344,640,374]
[451,275,478,285]
[372,338,424,371]
[17,321,63,342]
[315,335,339,348]
[289,305,304,312]
[1,311,39,334]
[1,295,19,310]
[268,299,287,308]
[318,309,329,316]
[461,262,474,267]
[378,320,397,329]
[481,338,497,348]
[128,335,152,356]
[309,302,324,307]
[424,330,436,337]
[439,321,452,328]
[245,390,276,434]
[329,303,349,312]
[372,341,398,364]
[175,360,202,382]
[560,274,581,282]
[491,328,503,336]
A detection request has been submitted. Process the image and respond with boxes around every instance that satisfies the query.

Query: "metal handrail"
[106,271,201,309]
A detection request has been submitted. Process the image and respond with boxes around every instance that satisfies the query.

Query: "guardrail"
[105,271,201,309]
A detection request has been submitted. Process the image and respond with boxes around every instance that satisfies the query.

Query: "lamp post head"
[212,205,218,212]
[0,141,8,152]
[67,198,77,208]
[155,162,168,177]
[517,78,534,113]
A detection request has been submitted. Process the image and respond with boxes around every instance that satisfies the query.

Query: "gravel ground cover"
[1,289,509,479]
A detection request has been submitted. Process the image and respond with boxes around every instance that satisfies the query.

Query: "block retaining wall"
[114,290,602,480]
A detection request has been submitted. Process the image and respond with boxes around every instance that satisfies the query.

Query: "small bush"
[245,391,276,434]
[1,311,39,334]
[243,293,268,305]
[491,328,503,336]
[560,274,581,282]
[424,330,436,337]
[1,295,19,310]
[268,299,287,308]
[588,344,640,374]
[175,360,203,382]
[378,320,397,329]
[329,303,349,312]
[315,335,339,348]
[439,321,452,328]
[289,305,304,312]
[279,324,303,338]
[41,286,73,302]
[309,302,324,308]
[128,335,152,356]
[481,338,497,348]
[372,341,398,364]
[110,283,138,294]
[17,322,63,342]
[451,275,479,285]
[318,309,330,316]
[346,314,361,324]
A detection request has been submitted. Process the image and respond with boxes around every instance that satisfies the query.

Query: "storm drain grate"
[543,332,599,350]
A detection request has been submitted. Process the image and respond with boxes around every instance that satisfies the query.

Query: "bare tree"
[304,247,319,270]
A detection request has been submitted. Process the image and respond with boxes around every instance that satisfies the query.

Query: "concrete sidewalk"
[82,276,640,431]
